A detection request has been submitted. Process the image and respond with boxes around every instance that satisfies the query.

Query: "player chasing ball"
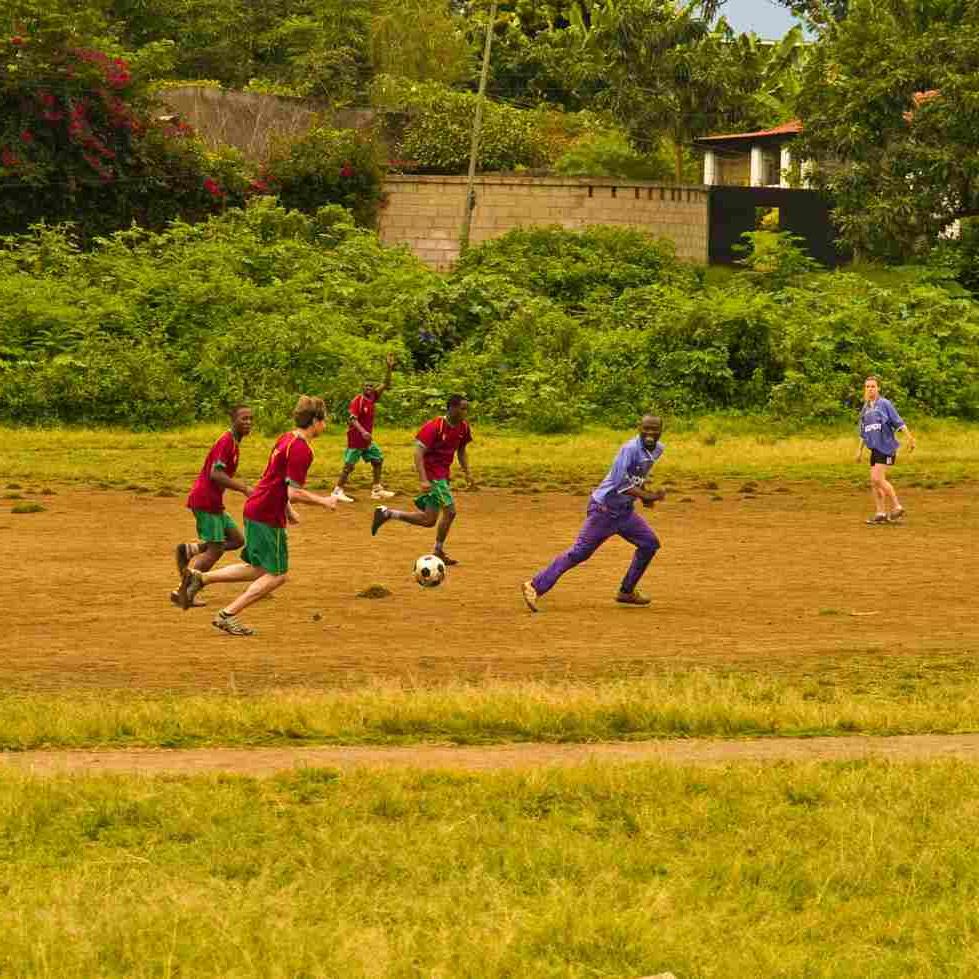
[522,415,666,612]
[332,353,397,503]
[370,394,474,567]
[856,375,916,525]
[172,405,254,607]
[176,396,338,636]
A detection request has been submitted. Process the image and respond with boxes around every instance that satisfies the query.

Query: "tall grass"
[3,761,979,976]
[4,659,979,750]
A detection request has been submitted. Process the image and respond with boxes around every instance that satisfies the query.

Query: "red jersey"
[243,432,314,528]
[347,391,379,449]
[415,417,473,481]
[186,431,240,514]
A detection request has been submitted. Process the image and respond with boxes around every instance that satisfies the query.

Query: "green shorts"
[414,479,454,512]
[193,510,239,544]
[344,444,383,466]
[241,518,289,575]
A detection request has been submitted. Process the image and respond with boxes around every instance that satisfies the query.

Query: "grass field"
[4,761,979,977]
[2,417,978,489]
[4,421,979,977]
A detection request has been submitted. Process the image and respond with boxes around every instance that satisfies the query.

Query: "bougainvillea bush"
[0,23,248,239]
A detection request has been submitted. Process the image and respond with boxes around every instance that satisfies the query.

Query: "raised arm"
[376,353,395,397]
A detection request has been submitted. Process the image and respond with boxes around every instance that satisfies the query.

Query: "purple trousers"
[532,502,661,596]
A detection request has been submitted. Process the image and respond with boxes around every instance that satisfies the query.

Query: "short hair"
[865,375,880,384]
[229,403,250,421]
[447,393,467,411]
[293,395,326,428]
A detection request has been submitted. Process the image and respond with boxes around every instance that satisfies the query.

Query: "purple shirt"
[859,398,904,455]
[591,436,665,515]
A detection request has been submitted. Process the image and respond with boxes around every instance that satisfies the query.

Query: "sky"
[720,0,802,38]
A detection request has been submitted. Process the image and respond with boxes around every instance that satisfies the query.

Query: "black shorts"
[869,449,895,467]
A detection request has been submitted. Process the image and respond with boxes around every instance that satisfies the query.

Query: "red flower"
[249,179,270,194]
[339,161,355,178]
[1,147,22,168]
[203,178,224,197]
[20,130,33,144]
[10,36,25,46]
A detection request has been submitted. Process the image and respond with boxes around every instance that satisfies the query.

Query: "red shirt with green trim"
[186,430,239,514]
[347,391,379,449]
[415,417,473,482]
[243,432,314,528]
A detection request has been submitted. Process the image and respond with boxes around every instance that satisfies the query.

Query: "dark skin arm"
[210,464,252,497]
[414,442,431,491]
[457,445,475,487]
[375,353,395,398]
[625,485,667,508]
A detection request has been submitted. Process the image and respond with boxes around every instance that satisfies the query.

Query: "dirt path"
[7,734,979,776]
[2,485,978,691]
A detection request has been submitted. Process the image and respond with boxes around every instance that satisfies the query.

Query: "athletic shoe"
[332,487,355,503]
[615,590,651,606]
[176,569,206,610]
[170,589,206,609]
[371,506,390,536]
[175,542,191,576]
[435,548,458,566]
[865,514,889,525]
[521,580,539,613]
[371,486,395,500]
[888,507,906,523]
[212,612,255,637]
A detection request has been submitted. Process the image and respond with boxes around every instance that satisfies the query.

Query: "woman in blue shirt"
[855,376,916,524]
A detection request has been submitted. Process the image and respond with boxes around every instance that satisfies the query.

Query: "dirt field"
[1,483,977,691]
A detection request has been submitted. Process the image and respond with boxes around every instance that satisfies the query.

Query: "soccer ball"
[413,554,446,588]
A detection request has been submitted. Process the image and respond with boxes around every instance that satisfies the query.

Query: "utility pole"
[458,0,498,256]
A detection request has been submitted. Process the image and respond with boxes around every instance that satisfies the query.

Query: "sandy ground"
[8,734,979,776]
[1,483,977,691]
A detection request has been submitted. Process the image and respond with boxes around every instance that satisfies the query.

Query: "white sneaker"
[332,487,355,503]
[371,486,395,500]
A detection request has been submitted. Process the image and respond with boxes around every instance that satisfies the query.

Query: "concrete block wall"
[379,175,709,270]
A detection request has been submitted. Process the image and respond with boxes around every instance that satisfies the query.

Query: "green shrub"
[260,127,384,228]
[553,132,672,182]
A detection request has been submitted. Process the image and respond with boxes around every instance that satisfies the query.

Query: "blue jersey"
[591,436,664,515]
[859,397,905,456]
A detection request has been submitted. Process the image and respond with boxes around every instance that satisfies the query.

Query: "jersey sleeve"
[212,432,234,471]
[415,419,438,448]
[884,399,905,430]
[285,440,313,488]
[609,444,637,494]
[348,396,361,420]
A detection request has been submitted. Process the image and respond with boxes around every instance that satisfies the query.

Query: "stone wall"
[379,175,709,270]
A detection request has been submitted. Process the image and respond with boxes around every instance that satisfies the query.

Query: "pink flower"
[339,161,355,178]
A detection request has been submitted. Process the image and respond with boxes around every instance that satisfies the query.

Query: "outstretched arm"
[288,484,337,510]
[375,353,395,397]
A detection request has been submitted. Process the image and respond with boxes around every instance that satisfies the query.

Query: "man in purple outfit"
[522,415,667,612]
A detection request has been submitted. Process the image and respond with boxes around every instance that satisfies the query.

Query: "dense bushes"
[1,211,978,429]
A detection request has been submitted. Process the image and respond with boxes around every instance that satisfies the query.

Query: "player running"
[370,394,473,566]
[332,353,396,503]
[172,405,254,607]
[522,415,666,612]
[856,375,916,525]
[176,396,337,636]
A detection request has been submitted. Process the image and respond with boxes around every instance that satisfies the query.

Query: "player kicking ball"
[172,405,254,607]
[176,396,337,636]
[370,394,474,566]
[332,353,396,503]
[522,415,666,612]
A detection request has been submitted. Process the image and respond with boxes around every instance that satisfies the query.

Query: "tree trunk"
[674,140,683,185]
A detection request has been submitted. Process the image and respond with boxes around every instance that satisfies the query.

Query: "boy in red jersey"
[332,353,396,503]
[177,396,337,636]
[171,405,254,607]
[371,394,474,565]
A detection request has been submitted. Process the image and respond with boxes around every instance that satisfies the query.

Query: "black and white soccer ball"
[413,554,446,588]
